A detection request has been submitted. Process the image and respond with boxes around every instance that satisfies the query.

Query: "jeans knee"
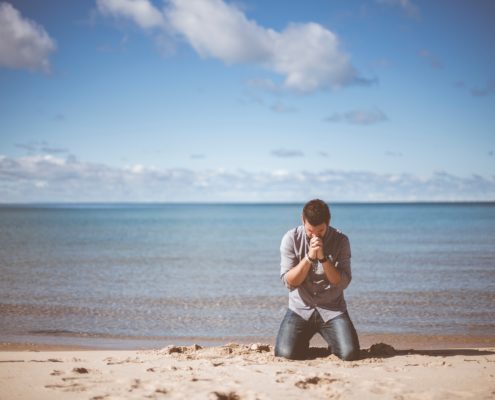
[335,346,360,361]
[274,345,300,360]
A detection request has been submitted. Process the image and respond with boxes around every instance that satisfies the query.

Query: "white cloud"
[98,0,362,92]
[0,2,56,72]
[269,22,357,92]
[325,108,388,125]
[271,169,290,178]
[1,154,494,202]
[96,0,165,29]
[166,0,271,63]
[166,0,358,91]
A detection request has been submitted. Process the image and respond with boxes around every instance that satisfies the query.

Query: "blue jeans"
[275,309,360,361]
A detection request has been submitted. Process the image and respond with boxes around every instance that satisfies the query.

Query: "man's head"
[302,199,330,238]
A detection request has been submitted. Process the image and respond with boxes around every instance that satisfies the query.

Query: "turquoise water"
[0,203,494,345]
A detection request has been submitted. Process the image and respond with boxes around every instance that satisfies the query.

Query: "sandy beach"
[1,340,494,400]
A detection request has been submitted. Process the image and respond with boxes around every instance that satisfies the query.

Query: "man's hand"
[309,235,324,260]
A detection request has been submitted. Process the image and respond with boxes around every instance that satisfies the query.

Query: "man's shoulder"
[328,226,348,240]
[283,225,304,238]
[327,226,351,251]
[281,225,304,244]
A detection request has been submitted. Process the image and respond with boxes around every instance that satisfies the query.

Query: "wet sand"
[2,331,495,352]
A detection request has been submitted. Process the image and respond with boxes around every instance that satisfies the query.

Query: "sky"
[0,0,494,202]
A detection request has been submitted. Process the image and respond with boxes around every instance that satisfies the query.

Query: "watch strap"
[305,254,317,263]
[318,254,334,263]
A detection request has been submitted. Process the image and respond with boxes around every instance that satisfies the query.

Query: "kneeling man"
[275,199,360,361]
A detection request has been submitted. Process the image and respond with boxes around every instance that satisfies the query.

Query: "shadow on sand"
[306,343,495,360]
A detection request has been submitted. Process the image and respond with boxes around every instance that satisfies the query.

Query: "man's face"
[302,218,328,239]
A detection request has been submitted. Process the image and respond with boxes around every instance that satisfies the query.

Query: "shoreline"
[2,332,495,352]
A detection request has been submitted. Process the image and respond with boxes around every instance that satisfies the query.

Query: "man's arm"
[321,258,342,286]
[319,235,351,289]
[280,232,320,289]
[284,257,312,288]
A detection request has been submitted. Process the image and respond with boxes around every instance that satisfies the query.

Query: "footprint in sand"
[50,370,64,376]
[72,367,90,374]
[209,391,241,400]
[128,378,141,392]
[295,375,339,389]
[126,379,169,398]
[47,365,106,395]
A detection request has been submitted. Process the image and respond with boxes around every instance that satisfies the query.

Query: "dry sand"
[1,342,494,400]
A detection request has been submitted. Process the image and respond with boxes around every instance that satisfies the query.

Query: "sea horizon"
[1,200,495,206]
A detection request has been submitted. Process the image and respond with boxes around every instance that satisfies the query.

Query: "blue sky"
[1,0,494,202]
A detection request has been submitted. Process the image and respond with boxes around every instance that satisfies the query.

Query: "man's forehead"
[304,223,327,233]
[303,220,325,228]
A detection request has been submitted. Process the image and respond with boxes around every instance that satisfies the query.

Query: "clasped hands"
[308,235,325,261]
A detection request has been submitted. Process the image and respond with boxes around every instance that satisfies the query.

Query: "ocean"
[0,203,494,347]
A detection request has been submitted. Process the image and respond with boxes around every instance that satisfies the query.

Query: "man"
[275,199,360,361]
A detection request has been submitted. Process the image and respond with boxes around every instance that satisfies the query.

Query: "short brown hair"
[302,199,330,226]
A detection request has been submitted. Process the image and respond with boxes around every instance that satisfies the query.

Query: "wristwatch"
[305,254,317,263]
[318,254,333,263]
